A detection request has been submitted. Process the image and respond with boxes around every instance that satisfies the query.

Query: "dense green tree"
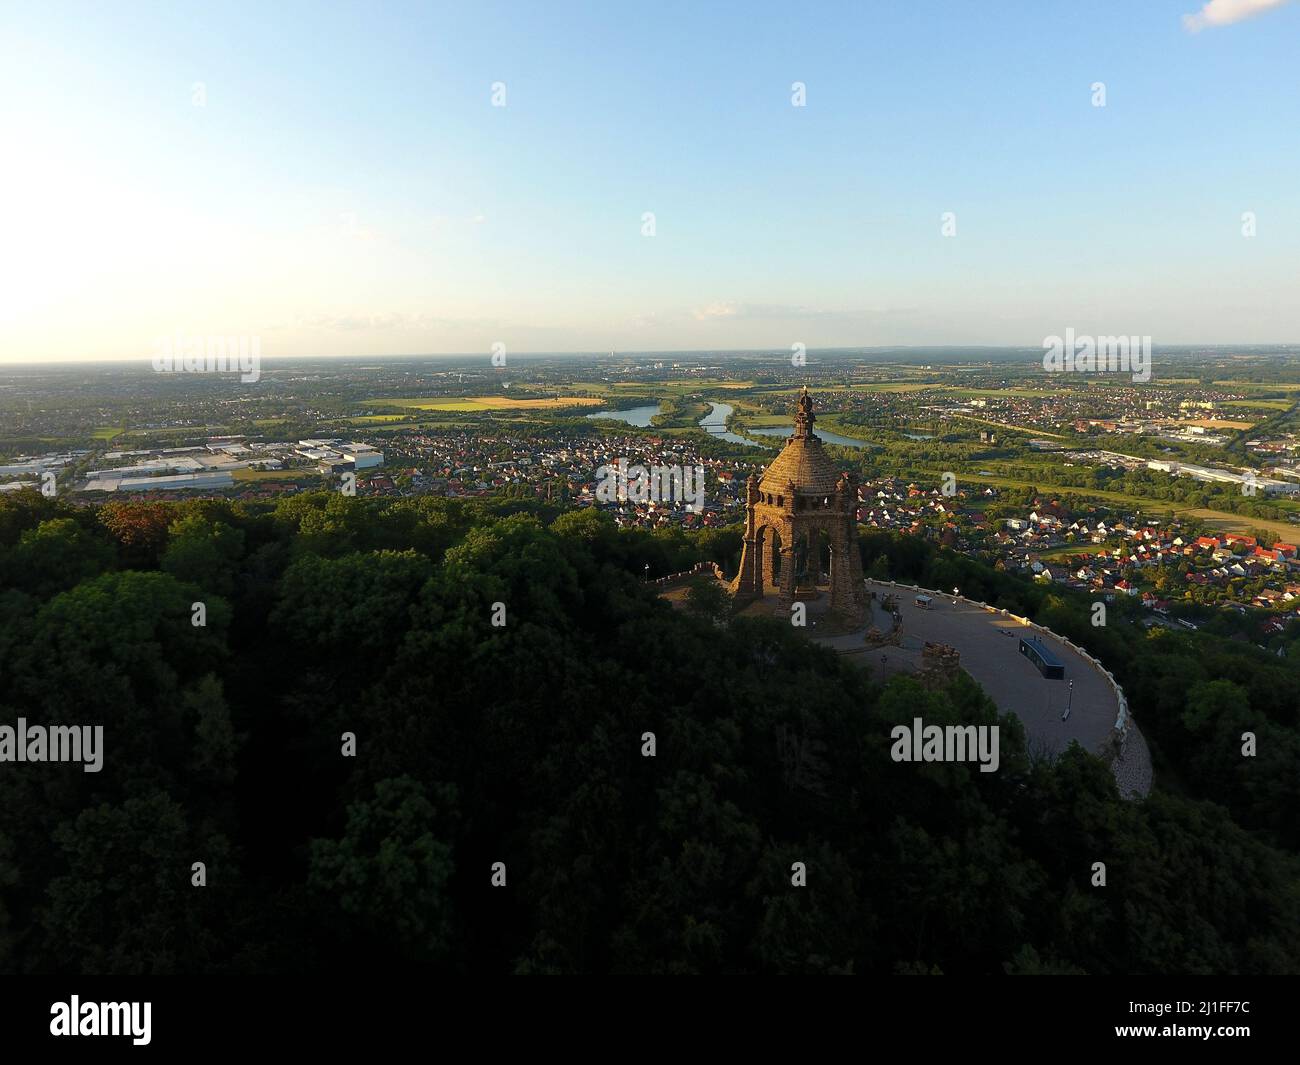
[0,491,1297,975]
[308,777,456,962]
[4,517,113,597]
[39,791,239,974]
[161,514,246,595]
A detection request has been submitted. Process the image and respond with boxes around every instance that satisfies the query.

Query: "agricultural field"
[1173,418,1256,430]
[367,396,605,412]
[1222,399,1292,411]
[232,468,313,482]
[1215,381,1300,392]
[1185,509,1300,542]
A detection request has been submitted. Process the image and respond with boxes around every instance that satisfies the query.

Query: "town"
[3,347,1299,644]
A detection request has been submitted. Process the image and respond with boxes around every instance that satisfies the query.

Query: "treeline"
[857,529,1300,853]
[0,490,1296,974]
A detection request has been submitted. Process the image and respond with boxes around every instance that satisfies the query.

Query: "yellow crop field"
[1175,418,1254,430]
[368,396,605,411]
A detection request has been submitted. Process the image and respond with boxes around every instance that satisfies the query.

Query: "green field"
[232,468,312,482]
[1222,399,1293,411]
[1216,381,1300,392]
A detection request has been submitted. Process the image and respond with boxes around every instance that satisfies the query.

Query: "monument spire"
[793,384,815,440]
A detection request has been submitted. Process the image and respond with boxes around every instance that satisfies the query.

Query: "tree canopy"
[0,489,1295,974]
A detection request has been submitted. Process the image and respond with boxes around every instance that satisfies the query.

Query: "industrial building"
[74,437,383,493]
[295,439,384,471]
[84,470,236,493]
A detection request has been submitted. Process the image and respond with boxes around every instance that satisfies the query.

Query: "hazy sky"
[2,0,1298,362]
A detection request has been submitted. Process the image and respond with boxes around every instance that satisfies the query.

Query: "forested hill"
[0,490,1296,974]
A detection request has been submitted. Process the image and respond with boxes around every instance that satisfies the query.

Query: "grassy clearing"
[91,426,124,440]
[1185,510,1300,541]
[1034,544,1095,560]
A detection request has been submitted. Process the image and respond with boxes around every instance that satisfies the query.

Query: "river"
[585,403,661,426]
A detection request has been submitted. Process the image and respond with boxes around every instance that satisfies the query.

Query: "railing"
[652,561,726,586]
[876,580,1131,740]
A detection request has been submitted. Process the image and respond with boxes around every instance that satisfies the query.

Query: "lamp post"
[1062,679,1074,722]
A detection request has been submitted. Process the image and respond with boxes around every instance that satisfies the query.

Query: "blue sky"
[1,0,1298,360]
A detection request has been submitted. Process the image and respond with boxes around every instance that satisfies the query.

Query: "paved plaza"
[814,580,1153,798]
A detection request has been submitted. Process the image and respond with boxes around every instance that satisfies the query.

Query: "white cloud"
[1183,0,1292,31]
[693,301,740,320]
[691,301,834,321]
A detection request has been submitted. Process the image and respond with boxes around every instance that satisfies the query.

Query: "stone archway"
[758,524,784,592]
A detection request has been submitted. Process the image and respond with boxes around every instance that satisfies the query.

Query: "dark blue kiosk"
[1018,636,1065,679]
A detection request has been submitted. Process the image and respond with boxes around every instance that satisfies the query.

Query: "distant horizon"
[5,341,1300,372]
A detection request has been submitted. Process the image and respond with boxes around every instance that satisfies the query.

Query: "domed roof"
[758,388,844,495]
[759,436,842,495]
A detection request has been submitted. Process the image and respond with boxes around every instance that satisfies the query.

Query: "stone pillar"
[730,473,763,603]
[829,526,866,622]
[778,545,797,607]
[732,533,761,600]
[828,473,867,623]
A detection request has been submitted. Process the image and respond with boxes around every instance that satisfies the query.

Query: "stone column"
[729,474,764,603]
[829,519,867,622]
[732,533,762,599]
[778,544,797,607]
